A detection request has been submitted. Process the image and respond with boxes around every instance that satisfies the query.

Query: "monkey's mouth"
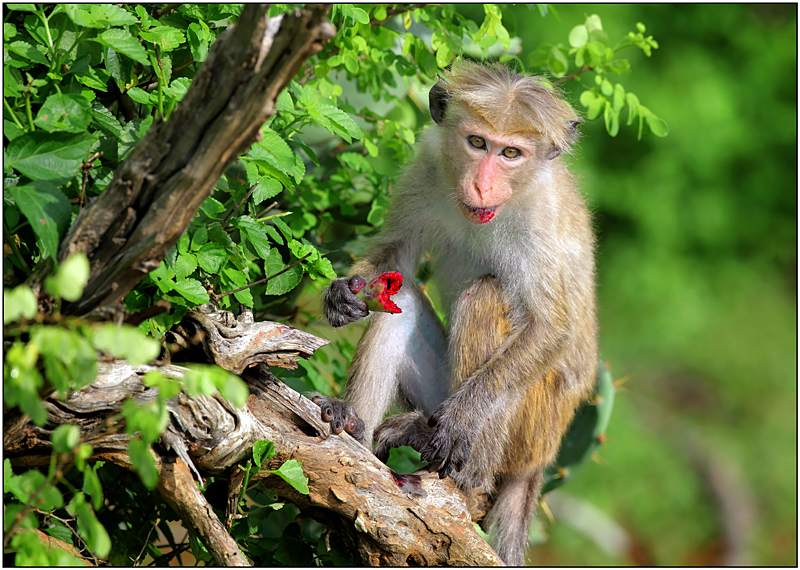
[459,202,498,225]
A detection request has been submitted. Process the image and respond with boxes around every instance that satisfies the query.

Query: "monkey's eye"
[467,135,486,150]
[501,147,522,159]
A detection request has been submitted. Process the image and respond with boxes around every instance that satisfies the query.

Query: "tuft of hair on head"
[434,59,581,156]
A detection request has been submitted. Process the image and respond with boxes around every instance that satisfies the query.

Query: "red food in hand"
[353,272,403,314]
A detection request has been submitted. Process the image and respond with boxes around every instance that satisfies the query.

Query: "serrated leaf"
[63,4,138,28]
[139,26,185,51]
[233,216,272,259]
[91,103,123,139]
[75,65,111,91]
[10,181,71,259]
[175,253,198,280]
[253,177,283,204]
[196,242,226,273]
[172,278,210,305]
[6,40,48,65]
[91,29,148,65]
[263,249,303,296]
[251,127,295,176]
[221,267,253,306]
[6,131,95,182]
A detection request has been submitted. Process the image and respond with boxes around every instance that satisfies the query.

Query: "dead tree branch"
[4,308,499,566]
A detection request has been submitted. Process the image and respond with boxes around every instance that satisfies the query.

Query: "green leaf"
[253,177,283,204]
[126,87,152,105]
[122,398,168,443]
[91,29,149,65]
[91,103,123,139]
[568,25,588,48]
[52,424,80,454]
[34,93,92,133]
[139,26,186,51]
[251,127,295,176]
[233,216,272,259]
[45,253,90,301]
[125,423,162,477]
[6,40,48,65]
[82,466,103,510]
[7,4,36,11]
[172,278,210,305]
[175,253,198,280]
[603,101,619,137]
[63,4,138,28]
[8,470,64,511]
[196,242,226,273]
[31,325,98,393]
[10,181,72,260]
[187,22,211,62]
[385,446,428,474]
[252,440,276,468]
[74,493,111,557]
[352,7,369,25]
[219,373,249,408]
[600,78,613,97]
[3,284,38,324]
[612,83,626,112]
[221,267,253,306]
[267,459,309,494]
[263,249,303,296]
[6,131,95,182]
[4,459,12,488]
[200,196,226,219]
[586,14,603,33]
[646,113,669,137]
[92,324,161,365]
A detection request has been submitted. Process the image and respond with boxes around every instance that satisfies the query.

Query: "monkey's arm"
[424,305,571,481]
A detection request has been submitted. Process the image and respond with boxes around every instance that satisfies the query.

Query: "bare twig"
[153,4,180,19]
[554,65,594,85]
[217,252,312,299]
[254,201,279,219]
[133,518,160,566]
[222,183,259,229]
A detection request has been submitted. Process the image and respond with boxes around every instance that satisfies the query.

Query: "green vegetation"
[3,3,794,566]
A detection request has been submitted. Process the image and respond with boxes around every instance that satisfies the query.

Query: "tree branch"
[4,308,500,566]
[52,4,336,317]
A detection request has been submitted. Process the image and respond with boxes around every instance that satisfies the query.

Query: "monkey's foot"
[374,411,434,462]
[310,393,366,444]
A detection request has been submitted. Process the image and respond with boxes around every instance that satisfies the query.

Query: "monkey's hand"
[323,276,370,328]
[310,393,366,445]
[421,402,477,479]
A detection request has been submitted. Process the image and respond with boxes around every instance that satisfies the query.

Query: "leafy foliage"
[3,3,669,566]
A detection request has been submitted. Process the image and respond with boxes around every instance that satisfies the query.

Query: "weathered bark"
[4,309,499,566]
[54,4,335,317]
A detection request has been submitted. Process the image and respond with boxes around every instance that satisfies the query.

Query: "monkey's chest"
[427,245,496,315]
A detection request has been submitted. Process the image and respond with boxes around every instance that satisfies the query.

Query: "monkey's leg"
[484,470,544,567]
[345,283,449,445]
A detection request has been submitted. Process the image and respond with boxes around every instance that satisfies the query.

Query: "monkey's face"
[449,124,537,225]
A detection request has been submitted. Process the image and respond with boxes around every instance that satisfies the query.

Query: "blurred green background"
[298,4,796,566]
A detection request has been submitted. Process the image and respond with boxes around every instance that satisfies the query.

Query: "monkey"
[316,60,597,566]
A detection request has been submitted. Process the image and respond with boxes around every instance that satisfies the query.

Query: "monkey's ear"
[429,78,449,125]
[547,120,582,160]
